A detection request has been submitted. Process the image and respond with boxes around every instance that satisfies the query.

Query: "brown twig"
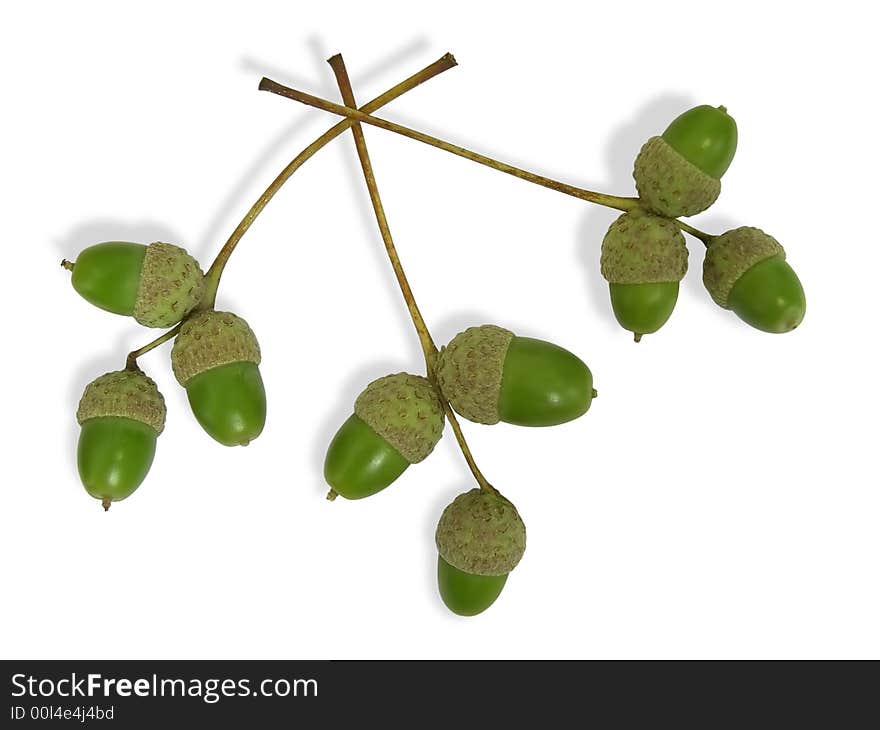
[328,53,498,497]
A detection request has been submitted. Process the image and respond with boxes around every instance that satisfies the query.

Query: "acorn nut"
[703,226,805,333]
[437,325,595,426]
[324,373,445,500]
[600,208,688,340]
[68,241,204,327]
[171,310,266,446]
[76,369,166,509]
[633,105,737,218]
[435,489,526,616]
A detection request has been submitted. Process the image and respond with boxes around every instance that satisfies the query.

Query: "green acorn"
[66,241,204,327]
[171,310,266,446]
[76,368,166,509]
[435,489,526,616]
[324,373,445,500]
[437,325,594,427]
[600,208,688,340]
[703,227,806,333]
[633,105,737,218]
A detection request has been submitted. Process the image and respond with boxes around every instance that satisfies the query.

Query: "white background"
[2,1,878,659]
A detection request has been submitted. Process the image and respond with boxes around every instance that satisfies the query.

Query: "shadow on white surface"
[54,219,184,261]
[575,93,694,332]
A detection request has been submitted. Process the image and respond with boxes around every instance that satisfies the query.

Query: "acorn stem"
[125,324,182,370]
[328,54,498,497]
[676,220,714,246]
[259,77,640,213]
[199,53,458,309]
[258,77,723,245]
[61,259,75,271]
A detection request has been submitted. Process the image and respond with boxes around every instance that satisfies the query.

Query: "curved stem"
[200,53,458,308]
[259,78,719,243]
[676,219,714,246]
[259,78,639,212]
[126,324,181,370]
[328,54,497,497]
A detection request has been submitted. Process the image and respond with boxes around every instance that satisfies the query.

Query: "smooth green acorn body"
[70,242,146,316]
[69,241,204,327]
[437,325,594,427]
[661,104,738,178]
[323,373,444,499]
[727,256,805,333]
[324,414,410,499]
[600,210,688,340]
[76,369,165,509]
[435,489,525,616]
[171,310,265,446]
[184,361,266,446]
[437,556,507,616]
[77,417,157,505]
[498,337,594,426]
[703,226,805,334]
[609,282,680,340]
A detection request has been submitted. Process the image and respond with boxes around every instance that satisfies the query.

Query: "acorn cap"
[171,310,261,386]
[600,208,688,284]
[354,373,444,464]
[436,325,514,425]
[703,226,785,308]
[435,489,526,576]
[133,242,205,328]
[634,136,721,218]
[76,369,166,435]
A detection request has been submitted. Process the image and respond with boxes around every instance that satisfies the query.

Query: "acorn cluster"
[62,54,807,618]
[324,325,595,614]
[65,242,267,508]
[602,105,806,340]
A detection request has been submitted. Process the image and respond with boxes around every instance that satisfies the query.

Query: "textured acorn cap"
[435,489,526,576]
[133,242,205,328]
[634,136,721,218]
[354,373,444,464]
[171,310,261,386]
[77,369,166,435]
[600,208,688,284]
[436,325,514,425]
[703,226,785,308]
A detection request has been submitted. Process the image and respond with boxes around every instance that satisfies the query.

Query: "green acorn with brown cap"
[171,310,266,446]
[437,325,594,426]
[435,488,526,616]
[633,104,737,218]
[703,226,805,333]
[600,208,688,341]
[76,368,166,510]
[324,373,444,499]
[65,241,204,327]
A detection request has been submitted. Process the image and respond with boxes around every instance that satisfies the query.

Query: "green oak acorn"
[436,325,594,427]
[67,241,205,327]
[634,104,737,218]
[76,369,166,509]
[600,208,688,341]
[171,310,266,446]
[324,373,444,499]
[703,226,805,333]
[437,556,507,617]
[435,489,526,616]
